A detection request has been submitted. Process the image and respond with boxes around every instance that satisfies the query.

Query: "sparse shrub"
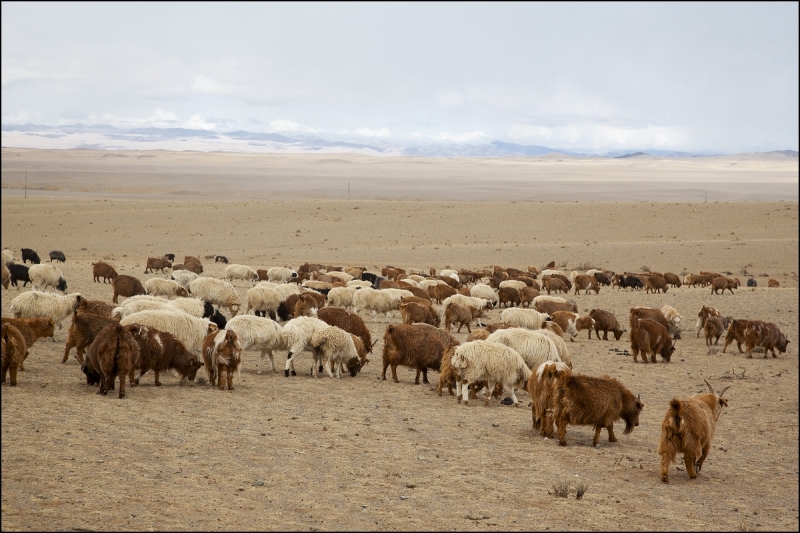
[575,262,598,271]
[640,265,651,273]
[574,482,587,500]
[550,480,571,498]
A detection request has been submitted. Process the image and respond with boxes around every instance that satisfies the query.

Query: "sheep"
[222,264,259,286]
[128,325,203,386]
[326,286,360,311]
[119,310,217,352]
[21,248,41,264]
[2,323,26,386]
[500,307,551,330]
[83,323,139,398]
[309,326,360,378]
[281,316,330,377]
[451,340,532,407]
[272,282,301,301]
[444,302,484,333]
[144,278,189,299]
[267,266,298,284]
[486,328,562,371]
[660,304,683,338]
[352,287,412,323]
[170,269,199,290]
[537,328,573,368]
[347,280,373,288]
[528,360,573,437]
[327,271,354,284]
[10,291,83,334]
[214,255,229,264]
[189,277,241,317]
[245,286,283,320]
[418,279,444,292]
[533,295,567,305]
[439,295,492,320]
[225,315,286,374]
[112,275,146,304]
[469,283,499,306]
[1,265,9,290]
[169,298,217,319]
[658,379,730,483]
[519,287,540,308]
[201,329,242,391]
[1,249,13,267]
[28,264,67,292]
[2,316,55,368]
[499,279,527,292]
[48,250,66,263]
[112,297,172,319]
[8,262,31,288]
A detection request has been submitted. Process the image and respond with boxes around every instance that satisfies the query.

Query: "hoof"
[284,370,289,377]
[661,476,669,483]
[291,370,296,376]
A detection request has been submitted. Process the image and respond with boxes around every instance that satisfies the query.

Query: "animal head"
[661,339,676,362]
[176,287,189,298]
[624,393,644,434]
[202,301,215,318]
[704,379,731,419]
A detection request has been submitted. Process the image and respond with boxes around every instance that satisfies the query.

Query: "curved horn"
[719,385,731,398]
[704,379,715,395]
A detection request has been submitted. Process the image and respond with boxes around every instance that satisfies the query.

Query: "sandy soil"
[1,156,798,531]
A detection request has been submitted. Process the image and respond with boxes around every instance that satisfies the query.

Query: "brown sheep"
[768,278,780,288]
[554,372,643,447]
[2,323,26,386]
[83,323,139,398]
[546,273,572,290]
[498,287,520,308]
[535,299,578,315]
[659,379,729,483]
[399,301,438,327]
[573,275,600,295]
[128,325,203,386]
[519,287,540,308]
[430,283,457,304]
[466,329,491,342]
[630,319,674,363]
[112,275,146,304]
[78,298,115,317]
[92,262,118,283]
[711,277,738,295]
[202,329,242,391]
[382,323,448,385]
[144,257,172,274]
[645,276,669,294]
[316,307,374,355]
[182,256,204,274]
[1,316,55,370]
[588,309,625,340]
[444,302,484,333]
[63,312,119,364]
[663,272,682,288]
[703,316,732,346]
[544,277,568,295]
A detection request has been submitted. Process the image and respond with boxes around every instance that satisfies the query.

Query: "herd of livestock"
[0,248,792,483]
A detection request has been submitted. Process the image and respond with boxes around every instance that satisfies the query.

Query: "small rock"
[253,480,265,487]
[261,433,266,436]
[492,423,499,427]
[406,483,416,489]
[399,496,408,500]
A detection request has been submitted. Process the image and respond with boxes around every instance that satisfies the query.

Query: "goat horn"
[719,385,731,398]
[371,339,379,349]
[704,379,715,395]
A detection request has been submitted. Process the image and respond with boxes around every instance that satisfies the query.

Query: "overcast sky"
[2,2,798,153]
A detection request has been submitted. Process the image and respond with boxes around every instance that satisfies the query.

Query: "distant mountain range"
[1,123,797,159]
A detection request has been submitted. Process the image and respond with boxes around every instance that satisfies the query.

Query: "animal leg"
[153,370,162,386]
[118,375,126,399]
[592,426,603,447]
[422,368,429,385]
[607,423,617,442]
[660,453,671,483]
[696,443,711,473]
[227,367,234,390]
[62,339,76,363]
[556,417,568,446]
[456,380,462,403]
[684,452,698,479]
[128,369,136,386]
[381,361,389,380]
[218,367,227,390]
[391,364,399,383]
[509,386,519,406]
[461,380,470,406]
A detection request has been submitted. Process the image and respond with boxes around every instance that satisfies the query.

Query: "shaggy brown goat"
[317,307,374,355]
[1,316,55,369]
[84,323,139,398]
[382,323,447,385]
[63,312,118,364]
[588,309,626,341]
[2,323,26,386]
[202,329,242,391]
[630,319,675,363]
[92,262,118,283]
[128,325,203,386]
[112,275,146,304]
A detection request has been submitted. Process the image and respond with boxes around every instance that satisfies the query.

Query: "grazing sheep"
[144,278,189,299]
[328,271,354,284]
[352,287,412,323]
[63,312,118,364]
[272,282,301,301]
[112,298,172,318]
[2,316,55,368]
[309,326,361,378]
[444,302,484,333]
[170,269,199,291]
[21,248,41,264]
[119,310,217,352]
[2,323,26,386]
[245,286,283,320]
[440,295,492,320]
[8,263,31,288]
[48,250,66,263]
[347,280,373,288]
[469,283,499,306]
[2,249,13,267]
[451,340,532,407]
[282,316,330,377]
[214,255,229,264]
[112,275,146,304]
[28,264,67,292]
[189,277,241,317]
[225,315,286,374]
[267,266,298,284]
[128,325,203,386]
[537,328,572,368]
[182,256,204,274]
[528,361,572,437]
[500,307,551,330]
[499,279,527,292]
[486,328,562,371]
[316,307,374,356]
[169,298,215,319]
[10,291,83,333]
[326,286,360,311]
[223,264,259,286]
[202,329,242,391]
[83,323,139,398]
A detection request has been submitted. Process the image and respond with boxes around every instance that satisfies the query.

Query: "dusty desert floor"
[1,150,798,531]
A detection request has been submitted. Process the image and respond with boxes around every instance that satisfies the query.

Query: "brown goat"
[317,307,374,354]
[2,323,26,386]
[544,278,568,295]
[399,301,438,327]
[63,312,119,364]
[658,379,730,483]
[129,325,203,386]
[92,262,118,283]
[382,323,448,385]
[703,316,731,346]
[144,257,172,274]
[722,319,751,354]
[498,286,520,308]
[541,321,565,338]
[663,272,682,288]
[645,276,669,294]
[711,277,738,295]
[744,321,790,358]
[444,302,484,333]
[573,275,600,295]
[2,316,55,370]
[78,298,115,317]
[202,329,242,391]
[588,309,625,340]
[430,283,457,304]
[535,299,578,315]
[112,274,146,304]
[519,287,540,308]
[768,278,780,288]
[630,319,675,363]
[528,360,572,437]
[84,323,139,398]
[550,311,594,341]
[554,373,643,447]
[695,305,721,338]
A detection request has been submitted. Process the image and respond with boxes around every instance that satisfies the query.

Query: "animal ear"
[719,398,728,408]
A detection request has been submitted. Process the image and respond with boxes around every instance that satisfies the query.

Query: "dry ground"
[1,192,798,531]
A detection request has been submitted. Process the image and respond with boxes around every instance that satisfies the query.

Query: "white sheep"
[406,274,426,283]
[120,309,216,352]
[245,286,283,319]
[450,340,532,407]
[171,270,199,290]
[272,282,300,301]
[302,280,333,291]
[397,278,419,287]
[499,279,527,291]
[2,249,13,267]
[225,315,286,374]
[501,308,551,330]
[309,326,359,378]
[418,279,445,292]
[113,298,172,318]
[439,269,460,282]
[469,284,499,306]
[533,295,566,305]
[537,328,572,368]
[169,297,212,318]
[223,264,259,286]
[144,277,189,299]
[585,269,602,278]
[188,277,241,316]
[541,269,566,278]
[281,316,330,376]
[346,280,373,288]
[352,288,412,323]
[267,266,298,284]
[660,304,683,336]
[486,328,562,371]
[10,291,83,336]
[327,286,360,310]
[28,264,67,292]
[327,271,354,284]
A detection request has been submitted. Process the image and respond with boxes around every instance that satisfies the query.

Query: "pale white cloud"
[436,90,466,109]
[185,114,216,130]
[1,65,45,86]
[354,127,391,137]
[101,108,180,128]
[506,122,687,150]
[267,119,320,133]
[191,75,232,95]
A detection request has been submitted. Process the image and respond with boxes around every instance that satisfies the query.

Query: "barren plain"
[1,149,798,531]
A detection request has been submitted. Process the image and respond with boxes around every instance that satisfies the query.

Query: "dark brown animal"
[112,275,146,304]
[1,316,55,370]
[658,379,729,483]
[83,323,139,398]
[144,257,172,274]
[588,309,625,340]
[722,319,751,353]
[554,373,643,447]
[399,301,439,327]
[129,325,203,386]
[498,286,520,308]
[444,302,484,333]
[382,323,448,385]
[317,307,374,354]
[519,287,540,308]
[629,307,670,332]
[535,299,578,315]
[402,286,430,300]
[744,321,790,358]
[544,277,568,295]
[768,278,780,288]
[78,298,115,317]
[573,275,600,295]
[630,319,675,363]
[63,312,119,364]
[711,277,738,295]
[182,256,203,274]
[379,279,400,290]
[528,361,572,437]
[663,272,682,288]
[695,305,721,337]
[645,276,669,294]
[2,323,26,386]
[92,262,118,283]
[703,316,731,346]
[430,283,457,304]
[202,329,242,391]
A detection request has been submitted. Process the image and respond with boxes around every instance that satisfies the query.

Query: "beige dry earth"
[1,150,798,531]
